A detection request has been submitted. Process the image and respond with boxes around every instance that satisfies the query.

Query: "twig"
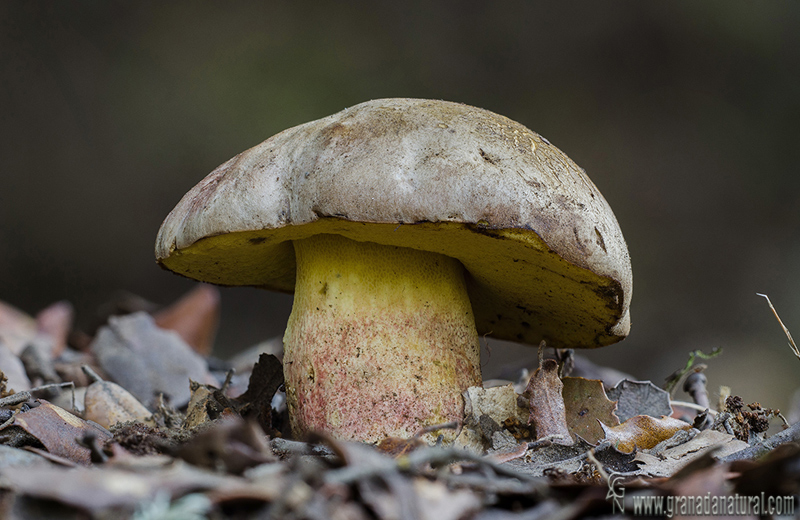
[586,449,610,482]
[81,365,104,383]
[325,445,545,487]
[413,421,458,439]
[756,293,800,361]
[271,438,335,459]
[221,368,235,393]
[30,381,76,410]
[670,400,718,416]
[718,421,800,462]
[0,391,32,408]
[0,413,16,431]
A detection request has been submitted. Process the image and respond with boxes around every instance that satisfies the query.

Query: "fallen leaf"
[454,384,529,453]
[665,464,754,519]
[600,415,693,453]
[90,312,215,408]
[733,442,800,498]
[235,354,284,435]
[526,359,573,445]
[0,444,52,468]
[183,379,237,430]
[501,436,602,478]
[606,379,673,422]
[0,458,238,513]
[376,436,425,457]
[154,285,220,357]
[633,429,748,477]
[562,377,619,444]
[175,416,275,474]
[10,400,112,465]
[83,375,152,429]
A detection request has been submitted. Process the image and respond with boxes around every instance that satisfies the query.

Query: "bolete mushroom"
[155,98,632,444]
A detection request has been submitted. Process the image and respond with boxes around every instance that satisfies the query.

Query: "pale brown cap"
[156,98,632,348]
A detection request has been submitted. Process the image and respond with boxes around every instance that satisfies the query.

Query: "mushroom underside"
[158,218,629,349]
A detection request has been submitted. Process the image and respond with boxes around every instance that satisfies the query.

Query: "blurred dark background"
[2,2,799,410]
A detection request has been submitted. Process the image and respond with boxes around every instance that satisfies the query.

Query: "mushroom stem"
[283,233,482,443]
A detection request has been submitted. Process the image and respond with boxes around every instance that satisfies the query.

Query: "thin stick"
[586,449,609,483]
[756,293,800,361]
[670,400,718,416]
[0,391,31,407]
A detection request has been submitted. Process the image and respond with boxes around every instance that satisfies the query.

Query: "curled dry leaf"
[561,377,619,444]
[376,436,425,457]
[235,353,284,436]
[175,416,275,474]
[600,415,693,454]
[526,359,573,446]
[183,379,237,430]
[9,400,112,466]
[83,375,152,429]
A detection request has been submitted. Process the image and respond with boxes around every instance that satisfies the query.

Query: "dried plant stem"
[670,400,718,416]
[756,293,800,362]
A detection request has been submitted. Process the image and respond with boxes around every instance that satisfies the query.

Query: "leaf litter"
[0,291,797,518]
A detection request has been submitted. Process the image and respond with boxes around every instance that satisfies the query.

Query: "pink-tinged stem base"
[283,234,482,444]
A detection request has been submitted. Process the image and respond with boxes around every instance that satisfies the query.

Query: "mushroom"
[155,98,632,443]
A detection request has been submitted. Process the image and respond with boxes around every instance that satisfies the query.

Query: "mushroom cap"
[156,98,632,348]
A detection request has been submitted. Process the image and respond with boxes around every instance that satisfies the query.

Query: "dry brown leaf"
[235,354,284,435]
[600,415,692,453]
[562,377,619,444]
[633,429,748,477]
[376,436,426,457]
[184,379,238,430]
[154,285,220,357]
[10,400,112,465]
[84,378,152,429]
[1,459,232,513]
[175,416,275,474]
[526,359,573,445]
